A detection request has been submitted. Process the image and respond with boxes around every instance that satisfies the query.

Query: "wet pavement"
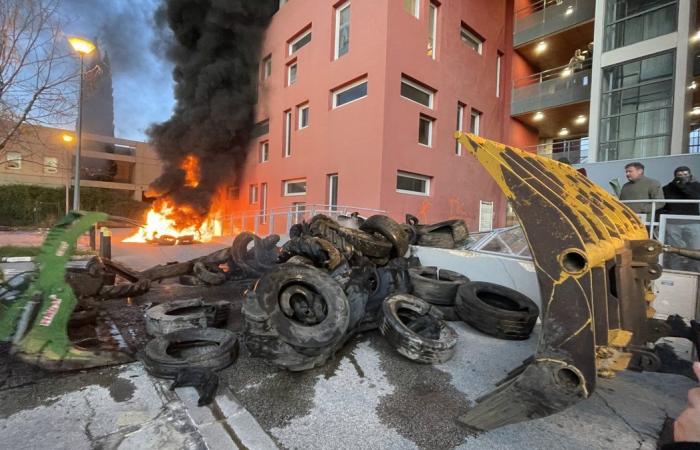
[0,233,697,449]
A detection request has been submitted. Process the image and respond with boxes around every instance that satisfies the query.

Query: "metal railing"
[522,136,589,164]
[513,59,592,89]
[511,61,592,115]
[218,204,385,237]
[514,0,593,39]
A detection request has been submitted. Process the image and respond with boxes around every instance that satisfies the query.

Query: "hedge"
[0,184,150,226]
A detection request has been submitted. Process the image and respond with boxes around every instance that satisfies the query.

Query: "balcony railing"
[514,0,595,47]
[511,60,592,115]
[522,136,589,164]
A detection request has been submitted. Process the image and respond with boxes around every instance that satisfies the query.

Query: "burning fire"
[124,155,224,244]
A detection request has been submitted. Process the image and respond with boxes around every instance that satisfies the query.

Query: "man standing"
[619,162,665,218]
[660,166,700,271]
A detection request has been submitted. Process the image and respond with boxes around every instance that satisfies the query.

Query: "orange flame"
[182,155,200,188]
[123,198,223,243]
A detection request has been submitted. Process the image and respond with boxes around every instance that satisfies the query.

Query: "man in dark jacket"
[619,162,665,217]
[661,166,700,271]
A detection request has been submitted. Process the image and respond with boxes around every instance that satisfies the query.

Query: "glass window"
[249,184,258,204]
[259,141,269,163]
[44,157,58,174]
[403,0,419,18]
[252,119,269,138]
[479,201,494,232]
[496,51,503,98]
[262,55,272,80]
[284,179,307,196]
[6,152,21,170]
[298,104,309,129]
[599,51,674,161]
[335,2,351,59]
[400,77,434,108]
[333,79,368,108]
[470,110,481,135]
[460,24,483,54]
[284,111,292,157]
[287,63,297,85]
[418,115,433,147]
[456,103,465,155]
[604,0,677,51]
[427,2,438,59]
[396,171,431,195]
[289,30,312,54]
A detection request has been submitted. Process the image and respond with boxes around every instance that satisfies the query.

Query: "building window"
[228,185,240,200]
[496,51,503,98]
[403,0,419,18]
[332,78,368,108]
[427,2,438,59]
[328,174,339,209]
[284,110,292,157]
[418,115,433,147]
[259,141,269,162]
[460,24,483,54]
[604,0,678,51]
[249,184,259,204]
[287,62,297,86]
[44,157,58,174]
[284,178,307,196]
[400,77,434,108]
[479,201,494,232]
[261,55,272,80]
[335,2,351,59]
[397,171,431,196]
[456,103,465,155]
[260,183,268,224]
[297,104,309,129]
[599,51,674,161]
[252,119,270,138]
[6,152,21,170]
[289,29,312,55]
[470,109,481,135]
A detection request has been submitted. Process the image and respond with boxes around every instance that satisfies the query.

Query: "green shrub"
[0,185,150,226]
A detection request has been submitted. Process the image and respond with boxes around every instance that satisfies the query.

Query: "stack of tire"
[243,214,422,371]
[403,214,470,249]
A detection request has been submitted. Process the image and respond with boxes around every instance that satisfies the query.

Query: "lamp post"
[61,133,74,213]
[67,37,96,211]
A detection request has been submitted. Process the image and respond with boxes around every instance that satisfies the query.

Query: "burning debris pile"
[129,0,278,242]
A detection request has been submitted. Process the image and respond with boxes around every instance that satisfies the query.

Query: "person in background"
[660,166,700,271]
[619,162,665,218]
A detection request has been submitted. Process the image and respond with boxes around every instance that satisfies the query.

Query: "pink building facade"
[232,0,519,233]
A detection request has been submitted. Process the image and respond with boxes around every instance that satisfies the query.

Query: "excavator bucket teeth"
[455,133,658,431]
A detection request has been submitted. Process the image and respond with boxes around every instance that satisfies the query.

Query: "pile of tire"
[243,214,419,371]
[403,214,469,249]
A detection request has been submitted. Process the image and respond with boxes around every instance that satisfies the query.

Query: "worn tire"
[254,264,350,348]
[360,215,409,257]
[430,305,460,322]
[179,274,205,286]
[145,298,210,336]
[279,236,343,270]
[455,282,539,340]
[142,328,239,379]
[193,262,226,285]
[380,294,457,364]
[409,266,469,306]
[416,230,455,249]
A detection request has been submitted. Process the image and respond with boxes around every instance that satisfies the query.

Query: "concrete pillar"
[587,0,607,163]
[670,0,696,155]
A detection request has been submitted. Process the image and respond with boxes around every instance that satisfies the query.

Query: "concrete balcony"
[511,62,591,115]
[514,0,595,47]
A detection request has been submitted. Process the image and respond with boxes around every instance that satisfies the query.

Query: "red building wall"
[235,0,517,233]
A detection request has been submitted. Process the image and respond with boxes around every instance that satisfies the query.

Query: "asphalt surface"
[0,235,698,449]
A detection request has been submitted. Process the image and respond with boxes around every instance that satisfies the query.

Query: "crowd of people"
[619,162,700,271]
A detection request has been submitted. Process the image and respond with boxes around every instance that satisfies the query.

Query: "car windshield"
[463,225,532,259]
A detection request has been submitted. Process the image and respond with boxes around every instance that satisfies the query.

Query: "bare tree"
[0,0,77,158]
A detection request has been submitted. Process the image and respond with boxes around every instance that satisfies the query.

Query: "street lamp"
[68,36,96,211]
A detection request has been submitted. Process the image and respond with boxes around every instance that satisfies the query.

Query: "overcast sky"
[59,0,175,141]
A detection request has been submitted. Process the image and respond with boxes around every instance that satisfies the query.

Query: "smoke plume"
[147,0,278,220]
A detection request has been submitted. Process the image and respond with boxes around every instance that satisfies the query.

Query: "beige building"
[0,124,161,202]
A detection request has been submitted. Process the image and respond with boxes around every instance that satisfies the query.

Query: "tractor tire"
[142,328,239,379]
[455,281,539,340]
[254,264,350,348]
[279,236,343,270]
[360,215,409,257]
[409,266,469,306]
[145,298,210,336]
[380,294,457,364]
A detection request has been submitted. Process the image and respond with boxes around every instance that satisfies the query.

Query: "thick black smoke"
[147,0,277,219]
